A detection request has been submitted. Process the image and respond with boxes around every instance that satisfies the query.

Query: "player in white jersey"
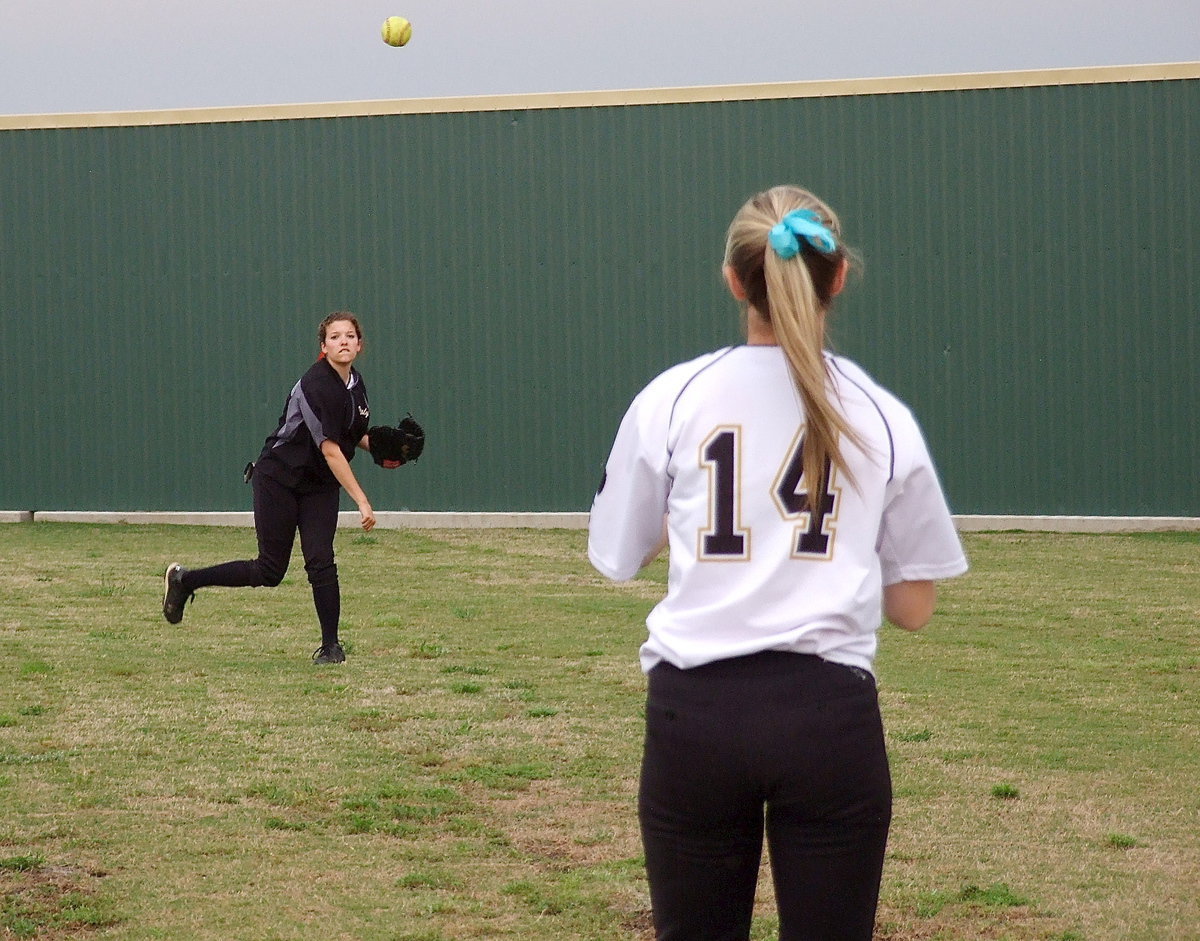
[589,185,967,941]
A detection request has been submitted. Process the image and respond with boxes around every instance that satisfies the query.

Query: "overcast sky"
[1,0,1196,115]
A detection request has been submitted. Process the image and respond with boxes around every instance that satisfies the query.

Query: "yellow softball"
[381,16,412,47]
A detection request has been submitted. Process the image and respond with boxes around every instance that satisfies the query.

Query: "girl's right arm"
[320,439,376,532]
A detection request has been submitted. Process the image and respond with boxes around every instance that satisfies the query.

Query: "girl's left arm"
[883,580,936,632]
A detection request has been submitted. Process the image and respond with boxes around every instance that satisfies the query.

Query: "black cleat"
[162,563,194,624]
[312,643,346,664]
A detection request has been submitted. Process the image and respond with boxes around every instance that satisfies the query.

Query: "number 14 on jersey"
[699,426,838,561]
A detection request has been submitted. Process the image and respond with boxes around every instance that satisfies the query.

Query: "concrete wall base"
[4,511,1199,533]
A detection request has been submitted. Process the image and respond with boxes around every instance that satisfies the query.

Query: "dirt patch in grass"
[876,906,1079,940]
[481,777,641,869]
[0,862,117,939]
[620,907,655,939]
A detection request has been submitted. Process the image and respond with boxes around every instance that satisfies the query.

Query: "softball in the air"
[381,16,412,47]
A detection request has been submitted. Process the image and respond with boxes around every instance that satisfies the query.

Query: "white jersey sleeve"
[878,429,969,585]
[588,350,732,581]
[829,358,968,587]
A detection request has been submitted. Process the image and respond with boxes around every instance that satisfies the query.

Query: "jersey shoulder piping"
[829,357,896,483]
[664,347,740,461]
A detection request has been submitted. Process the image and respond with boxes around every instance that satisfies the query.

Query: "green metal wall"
[2,73,1197,514]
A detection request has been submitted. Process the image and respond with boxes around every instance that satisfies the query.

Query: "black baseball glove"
[368,414,425,467]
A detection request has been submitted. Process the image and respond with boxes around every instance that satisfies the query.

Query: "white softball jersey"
[588,345,968,674]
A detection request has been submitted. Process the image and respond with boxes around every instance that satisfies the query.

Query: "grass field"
[1,523,1197,940]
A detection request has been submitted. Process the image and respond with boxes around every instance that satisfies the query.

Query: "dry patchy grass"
[0,524,1197,939]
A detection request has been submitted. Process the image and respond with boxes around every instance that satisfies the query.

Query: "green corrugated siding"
[2,75,1197,514]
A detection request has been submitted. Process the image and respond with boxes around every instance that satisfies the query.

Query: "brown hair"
[723,185,864,499]
[317,311,364,357]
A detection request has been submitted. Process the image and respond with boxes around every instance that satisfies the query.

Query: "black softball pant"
[181,471,341,641]
[639,651,892,941]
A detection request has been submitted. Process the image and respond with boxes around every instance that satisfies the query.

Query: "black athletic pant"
[180,471,342,645]
[639,651,892,941]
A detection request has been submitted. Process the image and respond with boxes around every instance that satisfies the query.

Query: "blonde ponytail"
[724,186,864,502]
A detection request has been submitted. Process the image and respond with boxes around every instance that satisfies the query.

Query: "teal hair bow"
[767,209,837,259]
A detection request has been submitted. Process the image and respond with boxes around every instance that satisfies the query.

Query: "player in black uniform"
[162,311,384,664]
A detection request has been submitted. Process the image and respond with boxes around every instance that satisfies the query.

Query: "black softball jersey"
[255,359,370,492]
